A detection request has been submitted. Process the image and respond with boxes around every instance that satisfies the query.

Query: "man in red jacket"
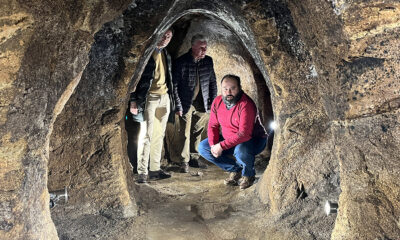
[198,74,268,189]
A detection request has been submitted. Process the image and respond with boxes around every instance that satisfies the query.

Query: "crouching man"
[198,74,268,189]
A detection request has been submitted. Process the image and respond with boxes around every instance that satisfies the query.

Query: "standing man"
[198,75,268,189]
[129,29,177,183]
[173,34,218,173]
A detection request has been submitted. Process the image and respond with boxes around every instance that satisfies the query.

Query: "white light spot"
[269,121,277,130]
[325,201,331,215]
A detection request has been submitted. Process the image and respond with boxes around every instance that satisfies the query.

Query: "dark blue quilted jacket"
[173,50,218,114]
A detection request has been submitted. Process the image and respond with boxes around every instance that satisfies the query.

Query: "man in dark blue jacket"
[129,29,178,183]
[173,34,218,173]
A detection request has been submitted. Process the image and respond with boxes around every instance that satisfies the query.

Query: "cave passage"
[124,14,275,176]
[5,0,399,239]
[47,10,276,240]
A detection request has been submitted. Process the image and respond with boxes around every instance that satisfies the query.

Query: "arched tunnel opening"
[47,9,276,239]
[123,13,275,178]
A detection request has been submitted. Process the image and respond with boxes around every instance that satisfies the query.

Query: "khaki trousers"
[178,105,210,163]
[137,93,170,175]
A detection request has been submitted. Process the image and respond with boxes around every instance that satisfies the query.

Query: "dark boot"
[189,157,208,169]
[224,172,241,186]
[196,158,208,169]
[137,174,148,184]
[149,169,171,180]
[180,162,189,173]
[239,176,256,189]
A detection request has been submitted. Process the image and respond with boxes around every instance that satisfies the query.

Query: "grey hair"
[191,34,207,46]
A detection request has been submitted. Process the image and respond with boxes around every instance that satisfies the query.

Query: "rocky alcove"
[1,0,399,240]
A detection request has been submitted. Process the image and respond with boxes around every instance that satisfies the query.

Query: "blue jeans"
[198,137,267,177]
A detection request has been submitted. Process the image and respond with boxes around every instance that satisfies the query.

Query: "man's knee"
[198,139,210,154]
[234,142,253,158]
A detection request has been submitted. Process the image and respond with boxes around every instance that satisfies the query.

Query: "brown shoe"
[224,172,241,186]
[239,176,256,189]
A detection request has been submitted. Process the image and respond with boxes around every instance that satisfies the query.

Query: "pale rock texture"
[0,0,133,239]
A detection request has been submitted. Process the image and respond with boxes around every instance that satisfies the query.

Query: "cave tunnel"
[123,13,275,176]
[1,0,400,240]
[47,9,277,238]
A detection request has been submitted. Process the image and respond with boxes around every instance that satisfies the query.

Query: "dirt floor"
[51,160,273,240]
[50,153,335,240]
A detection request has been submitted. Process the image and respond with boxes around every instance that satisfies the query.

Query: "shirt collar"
[155,48,163,54]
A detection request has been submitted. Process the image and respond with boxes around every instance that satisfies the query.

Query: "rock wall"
[47,0,193,218]
[289,1,400,239]
[239,1,341,238]
[1,0,399,239]
[327,1,400,239]
[252,0,400,239]
[0,0,132,239]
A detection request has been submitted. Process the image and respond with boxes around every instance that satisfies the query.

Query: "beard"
[222,91,243,109]
[223,95,235,103]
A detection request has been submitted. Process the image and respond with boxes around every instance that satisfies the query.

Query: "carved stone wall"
[1,0,399,239]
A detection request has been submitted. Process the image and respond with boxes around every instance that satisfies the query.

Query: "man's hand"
[130,101,138,115]
[211,143,223,158]
[176,110,183,117]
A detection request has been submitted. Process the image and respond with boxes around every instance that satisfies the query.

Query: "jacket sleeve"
[172,59,183,112]
[130,60,154,106]
[208,97,221,146]
[208,58,218,108]
[219,101,256,150]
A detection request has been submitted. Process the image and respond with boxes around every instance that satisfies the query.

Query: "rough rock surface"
[0,0,399,239]
[0,0,132,239]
